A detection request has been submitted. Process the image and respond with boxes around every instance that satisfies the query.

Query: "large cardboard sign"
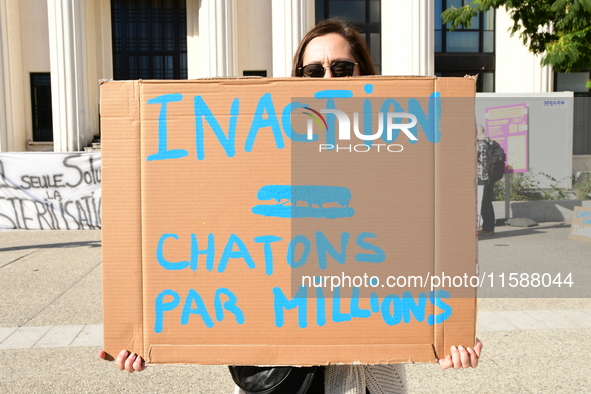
[0,152,101,230]
[569,206,591,243]
[100,77,477,365]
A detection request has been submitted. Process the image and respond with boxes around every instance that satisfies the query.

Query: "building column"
[527,54,554,92]
[95,0,114,80]
[0,0,26,152]
[271,0,314,78]
[188,0,237,78]
[47,0,99,152]
[381,0,434,76]
[495,9,553,93]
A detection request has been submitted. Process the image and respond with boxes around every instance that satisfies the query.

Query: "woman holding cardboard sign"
[99,17,482,393]
[230,18,483,394]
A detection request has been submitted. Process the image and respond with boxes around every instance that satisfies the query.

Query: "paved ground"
[0,223,589,393]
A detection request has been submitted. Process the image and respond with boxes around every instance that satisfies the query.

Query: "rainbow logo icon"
[303,107,328,135]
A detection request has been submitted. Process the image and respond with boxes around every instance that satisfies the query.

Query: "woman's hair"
[291,18,376,77]
[477,124,487,140]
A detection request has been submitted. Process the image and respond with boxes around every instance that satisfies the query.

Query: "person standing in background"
[477,124,496,235]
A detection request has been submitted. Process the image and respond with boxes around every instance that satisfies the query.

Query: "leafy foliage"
[573,166,591,198]
[492,171,588,201]
[493,172,543,201]
[538,172,573,199]
[441,0,591,72]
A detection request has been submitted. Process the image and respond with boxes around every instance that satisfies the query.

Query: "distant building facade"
[1,0,589,171]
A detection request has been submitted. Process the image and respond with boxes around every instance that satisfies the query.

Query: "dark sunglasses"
[299,60,358,78]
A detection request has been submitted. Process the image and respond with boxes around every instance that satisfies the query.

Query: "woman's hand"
[438,338,482,369]
[98,349,147,373]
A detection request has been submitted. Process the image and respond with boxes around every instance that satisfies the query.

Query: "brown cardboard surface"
[100,80,144,360]
[569,206,591,243]
[100,77,477,365]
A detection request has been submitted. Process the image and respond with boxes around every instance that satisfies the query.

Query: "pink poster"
[485,103,529,173]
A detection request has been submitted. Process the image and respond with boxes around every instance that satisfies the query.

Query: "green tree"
[442,0,591,83]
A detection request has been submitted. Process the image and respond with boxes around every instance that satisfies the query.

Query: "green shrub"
[574,171,591,199]
[538,172,573,200]
[493,172,543,201]
[492,170,590,201]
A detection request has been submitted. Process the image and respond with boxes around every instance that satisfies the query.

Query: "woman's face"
[302,33,361,78]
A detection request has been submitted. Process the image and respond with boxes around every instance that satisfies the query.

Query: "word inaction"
[146,86,441,161]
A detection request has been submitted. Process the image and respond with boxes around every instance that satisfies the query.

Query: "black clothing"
[481,182,495,232]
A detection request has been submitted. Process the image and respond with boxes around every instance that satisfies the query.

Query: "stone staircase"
[83,135,101,152]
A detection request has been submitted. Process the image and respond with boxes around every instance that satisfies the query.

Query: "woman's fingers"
[450,346,462,369]
[124,353,138,373]
[116,349,129,371]
[133,353,146,372]
[473,338,483,358]
[467,347,479,368]
[108,349,147,373]
[457,345,471,368]
[438,355,453,369]
[439,339,483,369]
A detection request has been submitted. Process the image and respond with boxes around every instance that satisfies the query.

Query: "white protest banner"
[0,152,101,230]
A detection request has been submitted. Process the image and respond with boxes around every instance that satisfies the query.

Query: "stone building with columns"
[1,0,589,171]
